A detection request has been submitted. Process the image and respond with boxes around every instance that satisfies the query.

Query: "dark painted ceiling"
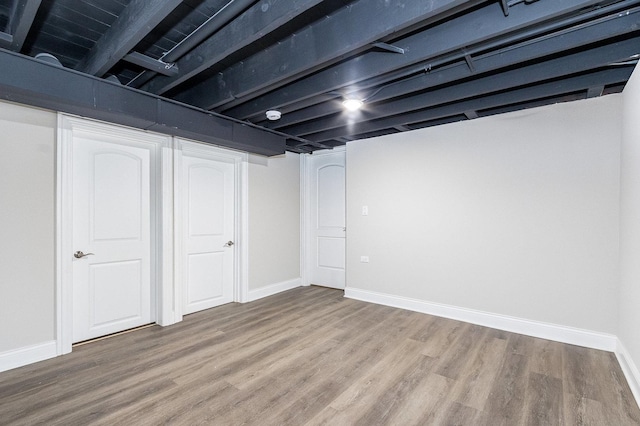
[0,0,639,154]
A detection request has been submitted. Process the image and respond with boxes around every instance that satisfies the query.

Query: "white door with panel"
[179,146,235,314]
[72,134,154,343]
[307,150,346,289]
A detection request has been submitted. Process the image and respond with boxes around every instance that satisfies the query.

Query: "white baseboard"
[246,277,302,302]
[344,287,617,352]
[616,339,640,409]
[0,340,58,373]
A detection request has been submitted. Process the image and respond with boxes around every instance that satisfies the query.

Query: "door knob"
[224,241,234,247]
[74,251,95,259]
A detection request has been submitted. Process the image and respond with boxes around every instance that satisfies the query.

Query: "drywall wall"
[0,97,303,361]
[0,100,56,353]
[620,65,640,381]
[346,95,621,334]
[248,152,301,290]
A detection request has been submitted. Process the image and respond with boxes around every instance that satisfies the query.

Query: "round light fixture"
[266,110,282,121]
[342,98,364,111]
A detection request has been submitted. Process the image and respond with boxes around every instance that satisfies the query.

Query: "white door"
[180,149,235,314]
[72,136,153,343]
[307,150,346,289]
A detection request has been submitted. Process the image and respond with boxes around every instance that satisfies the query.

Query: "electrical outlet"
[360,256,370,263]
[362,205,369,216]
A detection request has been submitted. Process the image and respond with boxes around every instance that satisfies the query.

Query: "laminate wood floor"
[1,286,638,425]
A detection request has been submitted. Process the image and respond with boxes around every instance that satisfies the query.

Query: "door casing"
[56,115,248,355]
[301,146,346,289]
[173,138,248,319]
[71,132,154,342]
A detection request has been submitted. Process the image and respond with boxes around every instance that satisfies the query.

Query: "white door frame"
[56,117,249,355]
[172,138,249,321]
[56,114,173,355]
[300,146,346,287]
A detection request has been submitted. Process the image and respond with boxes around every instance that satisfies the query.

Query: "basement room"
[1,0,640,424]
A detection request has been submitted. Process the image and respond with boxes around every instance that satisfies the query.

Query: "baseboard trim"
[344,287,617,351]
[0,340,58,373]
[616,339,640,409]
[246,278,302,302]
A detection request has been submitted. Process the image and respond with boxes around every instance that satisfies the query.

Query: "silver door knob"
[224,241,234,247]
[74,251,95,259]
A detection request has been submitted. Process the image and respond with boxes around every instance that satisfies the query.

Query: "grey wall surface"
[248,153,301,290]
[346,95,622,333]
[620,65,640,373]
[0,100,56,352]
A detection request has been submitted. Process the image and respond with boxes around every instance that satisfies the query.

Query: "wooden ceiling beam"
[77,0,182,76]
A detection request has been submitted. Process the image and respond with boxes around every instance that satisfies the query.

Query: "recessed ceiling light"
[342,98,363,111]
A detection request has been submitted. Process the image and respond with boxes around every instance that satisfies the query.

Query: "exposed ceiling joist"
[1,0,637,154]
[0,0,42,51]
[224,0,625,121]
[283,37,640,137]
[129,0,255,89]
[76,0,183,76]
[306,67,634,143]
[264,3,640,130]
[143,0,325,95]
[176,0,484,109]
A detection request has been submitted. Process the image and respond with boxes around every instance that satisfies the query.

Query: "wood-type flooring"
[1,286,638,425]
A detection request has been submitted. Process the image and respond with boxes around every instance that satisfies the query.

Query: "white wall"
[0,99,303,365]
[0,100,56,353]
[248,152,301,291]
[347,96,622,334]
[0,84,631,377]
[619,65,640,389]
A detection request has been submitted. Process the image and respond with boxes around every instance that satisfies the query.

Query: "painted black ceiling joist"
[0,0,42,51]
[305,67,634,143]
[176,0,485,110]
[263,2,640,130]
[2,0,638,154]
[130,0,256,90]
[224,0,629,121]
[0,49,285,156]
[143,0,325,95]
[76,0,183,77]
[282,36,640,138]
